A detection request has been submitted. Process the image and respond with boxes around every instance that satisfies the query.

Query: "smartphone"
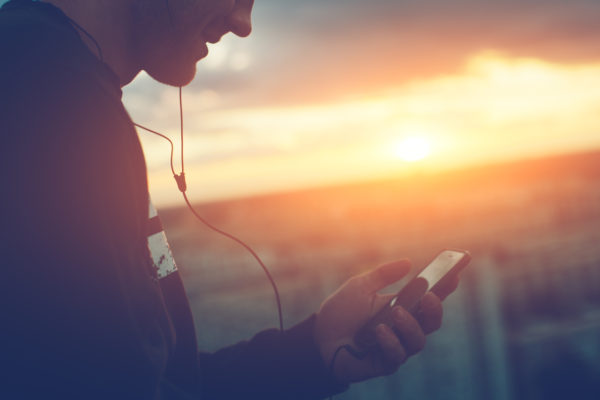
[354,249,471,349]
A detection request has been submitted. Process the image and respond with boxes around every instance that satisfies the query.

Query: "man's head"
[133,0,254,86]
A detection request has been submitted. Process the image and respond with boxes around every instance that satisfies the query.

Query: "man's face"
[134,0,254,86]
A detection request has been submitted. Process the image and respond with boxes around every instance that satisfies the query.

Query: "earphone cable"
[135,88,284,332]
[179,86,184,173]
[180,189,284,332]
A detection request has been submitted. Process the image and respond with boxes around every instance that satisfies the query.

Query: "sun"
[393,136,431,162]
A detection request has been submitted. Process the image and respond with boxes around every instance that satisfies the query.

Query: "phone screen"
[390,249,469,307]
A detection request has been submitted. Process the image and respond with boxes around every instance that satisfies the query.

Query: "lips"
[197,42,209,59]
[206,38,220,44]
[204,32,223,44]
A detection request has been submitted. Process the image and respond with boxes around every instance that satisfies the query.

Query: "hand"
[313,260,459,384]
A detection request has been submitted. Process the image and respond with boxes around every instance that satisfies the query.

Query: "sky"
[123,0,600,205]
[5,0,600,205]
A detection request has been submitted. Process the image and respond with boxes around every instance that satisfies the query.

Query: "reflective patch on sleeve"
[148,230,178,279]
[148,199,178,279]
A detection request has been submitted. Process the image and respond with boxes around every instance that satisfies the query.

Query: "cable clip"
[174,172,187,193]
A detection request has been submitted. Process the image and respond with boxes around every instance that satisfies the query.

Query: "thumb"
[361,259,411,294]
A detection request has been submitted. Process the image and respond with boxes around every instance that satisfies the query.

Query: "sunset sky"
[125,0,600,206]
[11,0,600,205]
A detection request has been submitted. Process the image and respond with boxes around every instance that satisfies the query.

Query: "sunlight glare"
[393,136,431,162]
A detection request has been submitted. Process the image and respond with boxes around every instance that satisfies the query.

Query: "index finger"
[431,274,460,301]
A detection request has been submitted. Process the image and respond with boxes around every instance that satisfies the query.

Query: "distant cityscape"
[160,150,600,399]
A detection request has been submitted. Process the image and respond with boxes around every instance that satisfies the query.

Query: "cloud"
[175,0,600,108]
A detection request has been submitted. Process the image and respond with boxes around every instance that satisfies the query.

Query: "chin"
[145,61,198,87]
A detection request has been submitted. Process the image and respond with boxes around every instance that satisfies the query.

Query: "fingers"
[391,307,426,357]
[431,274,460,300]
[416,292,443,334]
[361,260,411,294]
[374,324,407,375]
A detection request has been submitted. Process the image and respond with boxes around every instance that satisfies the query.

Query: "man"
[0,0,457,398]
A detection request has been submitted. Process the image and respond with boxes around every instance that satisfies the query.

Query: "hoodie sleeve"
[197,314,349,399]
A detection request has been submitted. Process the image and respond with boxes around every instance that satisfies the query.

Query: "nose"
[227,0,254,37]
